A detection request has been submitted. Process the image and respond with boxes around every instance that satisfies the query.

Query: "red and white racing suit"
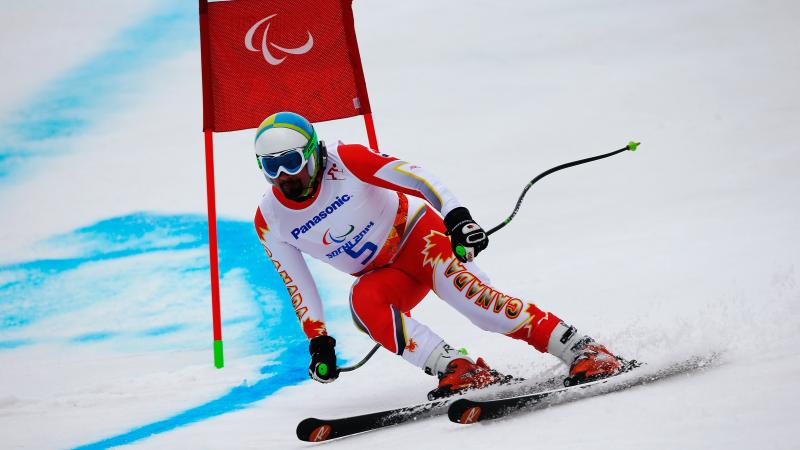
[254,143,563,370]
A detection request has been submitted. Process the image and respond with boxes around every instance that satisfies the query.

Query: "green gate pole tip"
[627,141,641,151]
[214,340,224,368]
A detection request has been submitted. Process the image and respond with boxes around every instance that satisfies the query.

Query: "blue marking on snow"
[140,324,186,337]
[0,339,32,350]
[0,213,214,332]
[0,213,302,350]
[0,1,195,181]
[71,332,118,343]
[0,213,351,448]
[222,315,258,327]
[72,343,309,450]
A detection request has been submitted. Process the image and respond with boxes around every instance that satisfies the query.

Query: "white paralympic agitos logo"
[245,14,314,65]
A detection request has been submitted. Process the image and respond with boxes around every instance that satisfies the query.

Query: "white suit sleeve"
[254,207,327,339]
[337,144,462,216]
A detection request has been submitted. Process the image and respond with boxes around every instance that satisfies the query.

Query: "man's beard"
[278,178,308,201]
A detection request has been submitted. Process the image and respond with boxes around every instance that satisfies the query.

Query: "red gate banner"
[200,0,372,132]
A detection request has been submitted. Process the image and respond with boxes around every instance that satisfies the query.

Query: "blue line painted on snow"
[0,213,302,350]
[139,324,187,337]
[0,1,196,182]
[71,332,119,343]
[1,213,215,331]
[73,342,309,450]
[0,213,349,448]
[0,339,32,350]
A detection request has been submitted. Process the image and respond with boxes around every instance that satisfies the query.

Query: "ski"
[448,354,718,424]
[296,397,448,442]
[296,375,564,442]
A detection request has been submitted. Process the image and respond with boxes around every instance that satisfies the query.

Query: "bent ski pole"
[454,141,640,258]
[338,343,381,372]
[487,141,640,235]
[315,343,381,378]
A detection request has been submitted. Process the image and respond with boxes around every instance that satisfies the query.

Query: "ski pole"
[453,141,640,259]
[338,343,381,372]
[315,343,381,378]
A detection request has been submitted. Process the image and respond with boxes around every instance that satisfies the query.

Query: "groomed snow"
[1,0,798,448]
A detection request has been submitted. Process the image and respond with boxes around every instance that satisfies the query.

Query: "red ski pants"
[349,206,561,367]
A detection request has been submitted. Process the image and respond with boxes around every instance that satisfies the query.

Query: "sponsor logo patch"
[322,225,355,245]
[325,221,375,259]
[291,194,352,239]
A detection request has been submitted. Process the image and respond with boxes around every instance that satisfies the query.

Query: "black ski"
[296,375,563,442]
[448,354,718,424]
[297,398,448,442]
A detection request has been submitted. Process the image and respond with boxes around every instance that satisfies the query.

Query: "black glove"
[308,335,339,383]
[444,207,488,263]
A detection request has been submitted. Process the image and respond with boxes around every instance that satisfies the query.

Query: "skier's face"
[275,170,312,201]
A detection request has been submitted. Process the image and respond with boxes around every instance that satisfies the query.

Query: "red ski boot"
[564,339,632,387]
[427,357,510,400]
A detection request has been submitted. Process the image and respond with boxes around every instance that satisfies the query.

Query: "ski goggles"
[258,141,316,179]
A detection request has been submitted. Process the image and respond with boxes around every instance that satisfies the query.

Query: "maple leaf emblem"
[407,338,418,352]
[302,317,327,338]
[256,213,271,241]
[422,230,454,268]
[506,304,548,340]
[257,225,269,242]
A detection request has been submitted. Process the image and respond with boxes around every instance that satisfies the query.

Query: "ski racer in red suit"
[253,112,627,398]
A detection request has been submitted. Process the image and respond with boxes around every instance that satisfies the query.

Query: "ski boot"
[563,338,638,387]
[427,357,512,400]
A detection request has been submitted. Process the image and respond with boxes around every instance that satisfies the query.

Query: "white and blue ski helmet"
[254,112,326,198]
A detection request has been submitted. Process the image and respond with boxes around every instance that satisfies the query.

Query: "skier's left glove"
[444,207,488,263]
[308,335,339,383]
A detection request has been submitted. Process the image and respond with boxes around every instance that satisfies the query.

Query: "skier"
[253,111,628,398]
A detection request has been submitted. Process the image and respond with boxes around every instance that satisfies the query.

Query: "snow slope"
[1,0,798,449]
